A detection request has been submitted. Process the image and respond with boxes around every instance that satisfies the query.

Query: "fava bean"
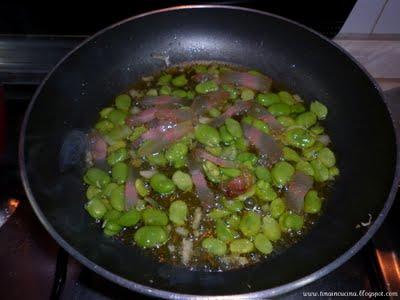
[253,119,270,134]
[329,166,340,178]
[107,140,126,153]
[230,239,254,254]
[195,80,218,94]
[270,198,285,219]
[108,109,128,126]
[219,125,234,145]
[208,209,230,220]
[159,85,171,95]
[209,108,221,117]
[225,118,243,138]
[128,126,146,142]
[262,215,281,241]
[216,219,235,242]
[255,166,272,182]
[118,209,141,226]
[284,128,315,149]
[146,88,158,96]
[220,168,241,178]
[157,74,172,85]
[147,152,167,167]
[283,146,301,162]
[241,115,254,125]
[169,200,188,225]
[236,152,257,165]
[302,142,324,160]
[221,145,237,160]
[280,212,304,231]
[195,124,221,147]
[102,183,118,198]
[110,185,124,211]
[150,173,175,194]
[296,160,315,177]
[134,226,168,248]
[222,84,239,99]
[95,119,114,133]
[112,162,128,184]
[100,107,114,118]
[310,125,324,135]
[172,74,188,87]
[256,93,280,107]
[226,214,240,229]
[304,190,322,213]
[165,142,188,164]
[310,159,329,182]
[310,101,328,120]
[107,147,128,165]
[103,221,122,236]
[202,238,227,256]
[223,199,243,212]
[277,116,295,127]
[271,161,295,187]
[268,103,291,116]
[135,178,150,197]
[255,180,277,202]
[291,103,306,114]
[172,89,187,98]
[143,208,168,226]
[86,185,102,200]
[115,94,131,111]
[203,161,221,183]
[318,148,336,168]
[254,233,273,254]
[235,137,248,152]
[103,209,122,222]
[85,199,107,219]
[239,211,261,237]
[205,146,222,156]
[186,90,195,99]
[241,88,255,101]
[296,112,317,128]
[84,168,110,188]
[172,171,193,192]
[277,91,294,105]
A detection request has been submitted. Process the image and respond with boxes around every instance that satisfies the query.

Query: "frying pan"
[19,5,399,298]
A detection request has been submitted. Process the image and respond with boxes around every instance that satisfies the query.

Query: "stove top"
[0,35,399,299]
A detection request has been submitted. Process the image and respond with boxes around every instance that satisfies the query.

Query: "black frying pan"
[19,6,399,298]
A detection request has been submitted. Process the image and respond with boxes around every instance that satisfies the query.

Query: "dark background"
[0,1,356,38]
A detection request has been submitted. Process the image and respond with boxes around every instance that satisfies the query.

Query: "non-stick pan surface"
[19,6,399,299]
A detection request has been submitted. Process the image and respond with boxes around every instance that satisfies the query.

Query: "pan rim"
[18,4,400,299]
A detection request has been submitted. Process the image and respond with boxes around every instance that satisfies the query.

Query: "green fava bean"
[270,198,286,219]
[112,162,128,184]
[278,91,295,105]
[150,173,176,194]
[255,166,272,182]
[195,124,221,147]
[171,74,188,87]
[157,74,172,85]
[241,88,255,101]
[219,125,234,145]
[216,220,235,242]
[165,142,188,163]
[95,119,114,133]
[146,89,158,96]
[129,126,146,142]
[103,221,122,236]
[107,148,128,165]
[222,84,239,99]
[220,168,241,178]
[208,107,221,118]
[280,213,304,231]
[159,85,171,95]
[257,92,280,107]
[304,190,322,214]
[110,185,124,211]
[291,103,306,114]
[296,112,317,128]
[284,128,315,149]
[254,233,273,254]
[329,166,340,178]
[296,161,315,177]
[242,115,254,125]
[311,125,324,135]
[302,142,324,160]
[202,238,227,256]
[203,161,221,183]
[107,140,126,153]
[283,147,301,162]
[115,94,131,111]
[255,180,277,202]
[172,89,187,98]
[262,216,282,241]
[100,107,114,118]
[271,161,295,187]
[135,179,150,197]
[143,208,168,226]
[252,119,270,134]
[235,137,248,152]
[226,214,240,229]
[103,209,122,222]
[239,211,261,237]
[102,182,118,198]
[195,80,218,94]
[310,101,328,120]
[147,152,167,167]
[169,200,188,226]
[236,152,257,165]
[230,239,254,254]
[85,199,107,220]
[118,209,141,227]
[223,199,243,212]
[86,185,102,200]
[318,148,336,168]
[268,103,291,116]
[225,118,243,138]
[108,109,127,126]
[221,145,237,160]
[84,168,110,188]
[310,159,329,182]
[208,209,230,220]
[172,171,193,192]
[277,116,295,127]
[134,226,168,248]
